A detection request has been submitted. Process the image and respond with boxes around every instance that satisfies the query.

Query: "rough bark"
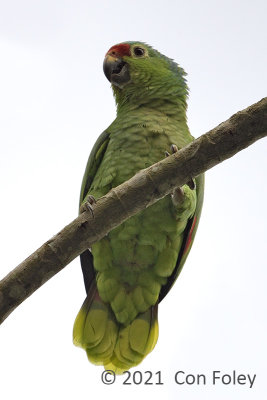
[0,97,266,324]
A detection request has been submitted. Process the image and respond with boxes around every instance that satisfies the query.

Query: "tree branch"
[0,98,266,324]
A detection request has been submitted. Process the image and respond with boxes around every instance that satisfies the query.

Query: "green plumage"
[73,42,204,373]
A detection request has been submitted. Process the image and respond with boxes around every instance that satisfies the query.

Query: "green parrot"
[73,41,204,373]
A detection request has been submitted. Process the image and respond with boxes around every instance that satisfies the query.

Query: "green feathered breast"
[73,41,204,374]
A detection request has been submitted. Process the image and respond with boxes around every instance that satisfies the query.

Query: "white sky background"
[0,0,266,399]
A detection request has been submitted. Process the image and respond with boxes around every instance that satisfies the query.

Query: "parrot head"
[103,41,188,109]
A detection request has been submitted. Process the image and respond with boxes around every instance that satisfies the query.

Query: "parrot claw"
[166,144,196,190]
[165,144,184,206]
[172,187,184,206]
[165,143,179,158]
[165,144,196,206]
[170,144,179,153]
[80,195,97,218]
[165,143,178,158]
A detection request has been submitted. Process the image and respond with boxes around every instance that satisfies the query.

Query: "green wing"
[79,130,110,293]
[79,130,110,206]
[159,174,205,302]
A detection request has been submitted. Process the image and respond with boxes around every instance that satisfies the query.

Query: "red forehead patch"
[106,43,131,57]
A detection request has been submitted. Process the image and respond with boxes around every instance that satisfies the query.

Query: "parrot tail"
[73,283,159,374]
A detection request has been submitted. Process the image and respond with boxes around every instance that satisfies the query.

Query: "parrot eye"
[133,47,145,57]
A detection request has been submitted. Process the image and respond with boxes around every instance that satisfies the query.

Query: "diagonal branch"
[0,97,266,325]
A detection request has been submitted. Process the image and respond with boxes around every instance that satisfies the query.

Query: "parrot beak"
[103,55,130,88]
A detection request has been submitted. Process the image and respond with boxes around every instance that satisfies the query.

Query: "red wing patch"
[183,215,197,255]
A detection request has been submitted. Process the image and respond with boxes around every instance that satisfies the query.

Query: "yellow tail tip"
[73,292,159,374]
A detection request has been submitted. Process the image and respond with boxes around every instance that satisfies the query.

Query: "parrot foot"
[165,144,178,158]
[172,186,185,206]
[165,144,196,206]
[80,195,96,218]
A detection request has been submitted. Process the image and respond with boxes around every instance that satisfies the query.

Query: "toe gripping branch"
[80,195,97,218]
[165,144,196,206]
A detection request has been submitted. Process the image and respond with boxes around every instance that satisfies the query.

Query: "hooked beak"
[103,55,130,88]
